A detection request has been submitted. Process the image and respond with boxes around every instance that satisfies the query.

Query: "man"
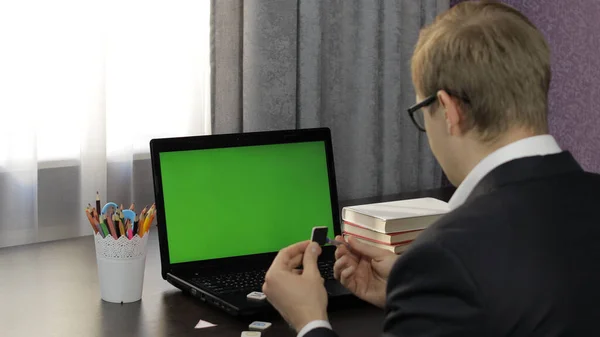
[262,1,600,336]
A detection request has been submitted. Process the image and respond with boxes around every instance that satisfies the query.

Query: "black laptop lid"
[150,128,341,278]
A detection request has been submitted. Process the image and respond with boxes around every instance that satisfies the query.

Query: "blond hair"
[411,0,551,141]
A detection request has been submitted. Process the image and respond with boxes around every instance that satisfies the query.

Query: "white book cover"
[344,197,450,220]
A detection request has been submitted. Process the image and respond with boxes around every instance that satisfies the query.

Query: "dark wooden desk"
[0,187,454,337]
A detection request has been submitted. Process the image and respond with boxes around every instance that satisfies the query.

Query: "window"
[0,0,211,167]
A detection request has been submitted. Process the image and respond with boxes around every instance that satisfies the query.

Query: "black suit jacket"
[307,152,600,337]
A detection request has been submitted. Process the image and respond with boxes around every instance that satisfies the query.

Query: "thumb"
[347,236,388,259]
[302,242,322,278]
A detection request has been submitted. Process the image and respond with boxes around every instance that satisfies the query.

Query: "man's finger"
[333,255,354,280]
[339,265,355,286]
[334,235,358,259]
[334,242,348,259]
[301,242,322,278]
[335,245,359,264]
[271,240,311,270]
[288,253,304,269]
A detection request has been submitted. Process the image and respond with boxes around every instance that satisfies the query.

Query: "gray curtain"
[212,0,448,200]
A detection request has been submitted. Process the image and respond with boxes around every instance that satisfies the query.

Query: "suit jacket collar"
[448,135,562,209]
[464,151,583,205]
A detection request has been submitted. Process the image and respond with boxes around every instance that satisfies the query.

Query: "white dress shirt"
[298,135,562,337]
[448,134,562,209]
[297,320,332,337]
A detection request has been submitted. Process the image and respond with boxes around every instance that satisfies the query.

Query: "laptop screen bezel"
[149,128,341,279]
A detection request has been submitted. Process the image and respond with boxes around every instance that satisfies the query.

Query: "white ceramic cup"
[94,233,149,303]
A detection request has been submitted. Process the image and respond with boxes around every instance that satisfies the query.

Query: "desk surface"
[0,187,454,337]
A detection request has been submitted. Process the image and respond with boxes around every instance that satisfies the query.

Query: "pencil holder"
[94,232,149,303]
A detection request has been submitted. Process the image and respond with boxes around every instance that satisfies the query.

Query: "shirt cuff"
[297,320,332,337]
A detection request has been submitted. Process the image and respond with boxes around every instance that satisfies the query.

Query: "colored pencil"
[95,192,101,221]
[119,216,125,237]
[138,206,148,235]
[146,206,155,232]
[141,205,155,237]
[147,209,156,232]
[140,205,148,219]
[93,217,102,236]
[114,214,125,237]
[126,219,133,239]
[90,194,156,240]
[85,209,99,234]
[99,215,109,238]
[133,216,139,237]
[106,209,118,239]
[140,210,152,237]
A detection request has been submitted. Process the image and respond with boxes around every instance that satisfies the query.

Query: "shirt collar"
[448,135,562,210]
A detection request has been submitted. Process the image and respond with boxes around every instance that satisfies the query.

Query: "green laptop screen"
[159,141,335,264]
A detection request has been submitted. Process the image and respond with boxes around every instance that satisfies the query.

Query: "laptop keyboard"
[190,261,335,295]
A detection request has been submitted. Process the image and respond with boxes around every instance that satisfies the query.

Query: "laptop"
[149,127,350,315]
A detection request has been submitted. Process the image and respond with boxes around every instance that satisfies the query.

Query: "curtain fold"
[211,0,243,133]
[212,0,448,200]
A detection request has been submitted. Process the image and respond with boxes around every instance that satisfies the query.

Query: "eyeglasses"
[407,94,436,132]
[406,90,470,132]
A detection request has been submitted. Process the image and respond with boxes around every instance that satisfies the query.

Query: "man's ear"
[437,90,464,136]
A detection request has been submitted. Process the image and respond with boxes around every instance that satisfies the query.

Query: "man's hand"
[262,241,328,332]
[333,235,398,308]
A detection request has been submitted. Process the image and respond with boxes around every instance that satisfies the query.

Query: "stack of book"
[341,197,449,254]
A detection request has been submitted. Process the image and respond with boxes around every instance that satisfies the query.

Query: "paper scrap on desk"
[195,320,217,329]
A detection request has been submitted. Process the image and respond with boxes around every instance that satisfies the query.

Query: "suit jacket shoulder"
[383,153,600,336]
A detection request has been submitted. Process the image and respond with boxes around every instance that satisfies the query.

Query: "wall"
[0,160,155,248]
[450,0,600,172]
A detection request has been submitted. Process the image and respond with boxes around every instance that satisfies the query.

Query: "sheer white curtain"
[0,0,210,248]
